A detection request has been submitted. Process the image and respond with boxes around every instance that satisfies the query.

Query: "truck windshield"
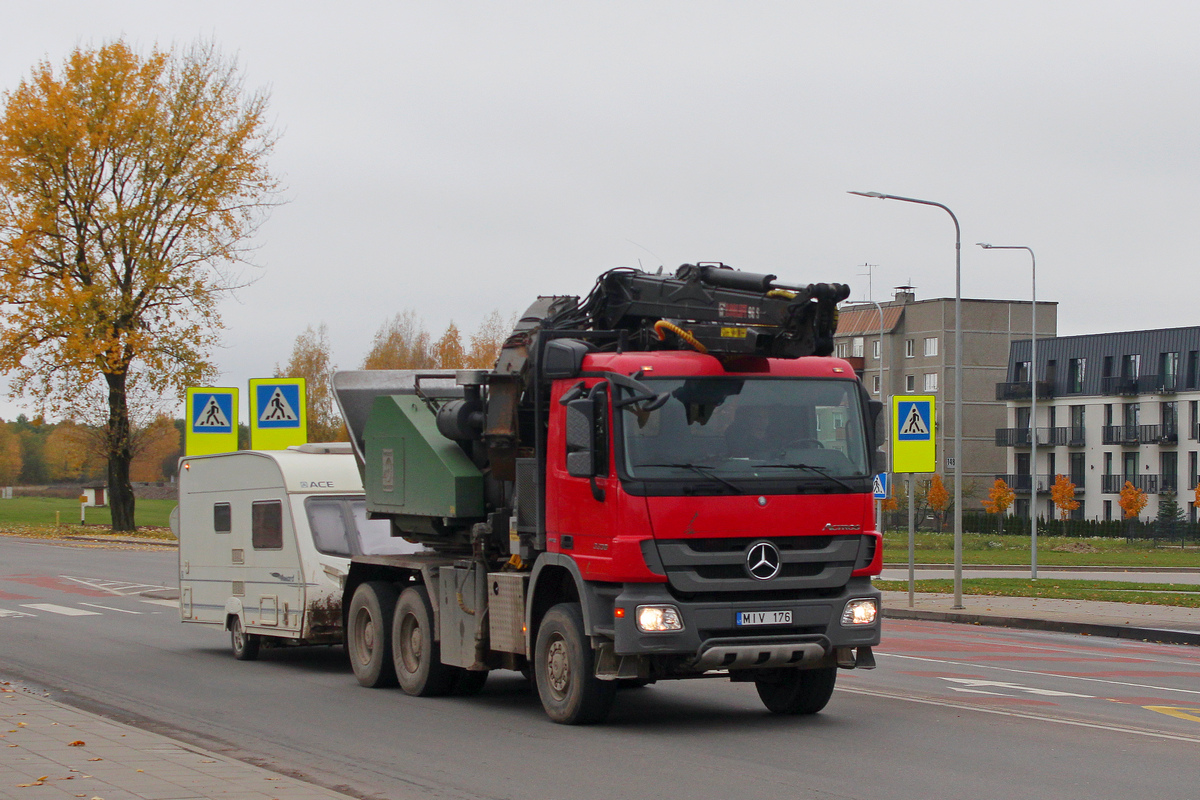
[618,377,870,487]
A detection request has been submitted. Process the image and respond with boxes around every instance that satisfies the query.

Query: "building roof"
[836,305,904,336]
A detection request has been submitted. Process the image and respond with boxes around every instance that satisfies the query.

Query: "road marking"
[942,678,1093,698]
[1144,706,1200,723]
[837,686,1200,744]
[19,603,101,616]
[0,609,35,618]
[61,576,171,596]
[880,652,1200,697]
[140,598,179,608]
[79,602,142,614]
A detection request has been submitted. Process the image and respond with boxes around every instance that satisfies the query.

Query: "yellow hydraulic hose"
[654,320,708,354]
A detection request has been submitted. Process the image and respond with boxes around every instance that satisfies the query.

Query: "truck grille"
[653,534,871,594]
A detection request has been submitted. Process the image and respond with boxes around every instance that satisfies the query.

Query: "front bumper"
[608,577,881,662]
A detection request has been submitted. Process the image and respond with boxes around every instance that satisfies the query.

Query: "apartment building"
[996,327,1200,522]
[835,289,1057,505]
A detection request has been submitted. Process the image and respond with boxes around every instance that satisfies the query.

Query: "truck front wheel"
[534,603,616,725]
[754,667,837,715]
[393,585,458,697]
[347,581,398,688]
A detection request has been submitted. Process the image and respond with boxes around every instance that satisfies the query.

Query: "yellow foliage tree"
[0,421,22,485]
[434,322,467,369]
[277,324,343,442]
[42,421,101,482]
[981,478,1016,532]
[1050,474,1080,521]
[926,474,950,532]
[1119,480,1148,519]
[130,415,181,482]
[466,310,514,370]
[0,40,278,530]
[362,310,434,370]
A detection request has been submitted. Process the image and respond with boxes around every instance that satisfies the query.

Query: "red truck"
[333,264,883,724]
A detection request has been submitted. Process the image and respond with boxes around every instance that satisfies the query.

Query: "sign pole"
[907,473,915,608]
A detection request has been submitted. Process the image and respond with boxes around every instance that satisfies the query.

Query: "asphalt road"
[2,537,1199,800]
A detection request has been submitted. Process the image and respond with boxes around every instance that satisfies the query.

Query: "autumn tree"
[42,420,101,482]
[277,323,343,442]
[466,310,514,369]
[0,40,278,530]
[129,415,181,482]
[1119,480,1148,527]
[362,310,434,370]
[434,322,467,369]
[1050,474,1080,521]
[982,478,1016,533]
[0,421,22,485]
[926,474,950,532]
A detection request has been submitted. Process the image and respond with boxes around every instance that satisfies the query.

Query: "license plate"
[736,610,792,626]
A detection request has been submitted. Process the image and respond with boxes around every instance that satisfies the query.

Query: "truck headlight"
[841,598,878,626]
[636,604,683,632]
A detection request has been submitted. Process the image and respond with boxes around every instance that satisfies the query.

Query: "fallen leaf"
[68,740,85,747]
[87,758,102,762]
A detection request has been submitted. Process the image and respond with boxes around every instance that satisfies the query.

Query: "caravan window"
[213,503,231,533]
[306,498,353,556]
[251,500,283,550]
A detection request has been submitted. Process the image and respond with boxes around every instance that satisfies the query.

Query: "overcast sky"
[3,1,1198,421]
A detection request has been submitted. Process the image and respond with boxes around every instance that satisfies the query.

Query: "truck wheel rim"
[355,608,375,663]
[400,613,421,672]
[546,635,570,698]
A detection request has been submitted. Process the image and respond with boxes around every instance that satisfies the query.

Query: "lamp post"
[977,243,1039,580]
[849,191,964,608]
[845,299,887,534]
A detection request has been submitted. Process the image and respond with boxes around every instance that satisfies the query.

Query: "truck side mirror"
[565,397,598,478]
[868,400,886,475]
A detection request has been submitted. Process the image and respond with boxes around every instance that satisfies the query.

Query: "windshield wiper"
[755,462,858,493]
[634,462,743,494]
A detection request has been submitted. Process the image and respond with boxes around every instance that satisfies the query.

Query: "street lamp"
[849,191,964,608]
[977,243,1039,580]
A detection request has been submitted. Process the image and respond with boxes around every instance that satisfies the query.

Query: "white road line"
[880,652,1200,697]
[139,598,179,608]
[838,685,1200,744]
[19,603,101,616]
[79,602,142,614]
[0,609,35,618]
[61,576,171,595]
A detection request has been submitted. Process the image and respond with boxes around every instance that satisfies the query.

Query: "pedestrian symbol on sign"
[260,386,299,423]
[193,394,232,433]
[901,404,929,436]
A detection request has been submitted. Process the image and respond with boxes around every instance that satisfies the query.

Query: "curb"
[882,607,1200,647]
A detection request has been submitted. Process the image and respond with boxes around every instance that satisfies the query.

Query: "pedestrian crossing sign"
[872,473,889,499]
[185,388,239,456]
[249,378,307,450]
[892,395,936,473]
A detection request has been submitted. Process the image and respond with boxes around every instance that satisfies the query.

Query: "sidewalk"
[881,590,1200,645]
[0,680,353,800]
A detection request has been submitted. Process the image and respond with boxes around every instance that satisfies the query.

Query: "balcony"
[994,473,1053,493]
[1101,474,1161,494]
[1068,426,1086,447]
[1037,427,1067,446]
[1101,374,1179,396]
[995,428,1032,447]
[996,381,1055,401]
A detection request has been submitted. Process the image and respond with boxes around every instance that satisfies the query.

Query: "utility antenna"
[857,263,877,302]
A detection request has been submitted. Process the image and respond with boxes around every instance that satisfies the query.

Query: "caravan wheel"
[230,618,260,661]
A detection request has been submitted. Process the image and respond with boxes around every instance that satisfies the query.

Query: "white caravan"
[174,443,417,659]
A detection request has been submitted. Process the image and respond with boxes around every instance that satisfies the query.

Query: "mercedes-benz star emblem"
[745,540,782,581]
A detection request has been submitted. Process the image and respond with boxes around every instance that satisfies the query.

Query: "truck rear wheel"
[348,581,398,688]
[534,603,616,725]
[393,585,458,697]
[230,617,260,661]
[754,667,837,715]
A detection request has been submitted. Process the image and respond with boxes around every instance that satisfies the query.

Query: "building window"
[905,339,915,358]
[1188,351,1199,389]
[1123,403,1140,429]
[924,337,938,357]
[1191,400,1199,440]
[924,373,938,392]
[1104,451,1113,477]
[1104,500,1112,521]
[1163,402,1178,439]
[1069,452,1085,486]
[872,375,881,395]
[1102,355,1114,379]
[1014,361,1031,383]
[1121,353,1140,379]
[836,342,848,358]
[1068,358,1086,393]
[1159,352,1180,390]
[872,339,881,359]
[852,337,864,358]
[1162,451,1178,492]
[905,374,915,392]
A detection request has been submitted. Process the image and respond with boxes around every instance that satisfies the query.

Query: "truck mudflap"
[690,634,831,671]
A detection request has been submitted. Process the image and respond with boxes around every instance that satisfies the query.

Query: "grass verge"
[882,530,1200,568]
[0,496,177,533]
[875,577,1200,607]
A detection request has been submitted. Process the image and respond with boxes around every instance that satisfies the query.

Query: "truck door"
[545,383,616,579]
